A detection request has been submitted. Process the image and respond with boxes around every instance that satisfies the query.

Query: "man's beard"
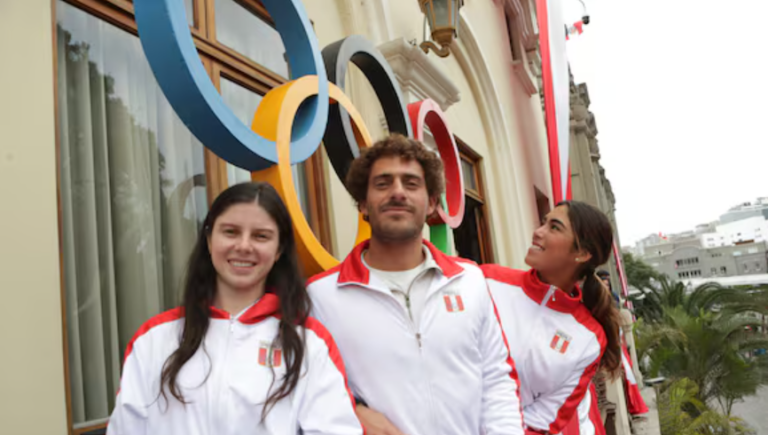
[368,201,424,243]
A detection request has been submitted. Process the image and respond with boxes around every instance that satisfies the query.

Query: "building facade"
[643,240,768,280]
[632,198,768,282]
[568,77,623,289]
[719,198,768,224]
[2,0,559,433]
[701,216,768,248]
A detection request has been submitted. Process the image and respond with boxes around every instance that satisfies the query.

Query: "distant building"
[720,198,768,224]
[642,240,768,281]
[701,216,768,247]
[633,198,768,281]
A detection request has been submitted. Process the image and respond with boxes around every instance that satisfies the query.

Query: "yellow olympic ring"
[250,76,372,276]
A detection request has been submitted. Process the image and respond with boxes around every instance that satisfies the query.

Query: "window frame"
[454,137,495,264]
[53,1,331,432]
[206,0,290,83]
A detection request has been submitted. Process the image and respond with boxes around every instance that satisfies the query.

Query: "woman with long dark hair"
[108,182,362,435]
[482,201,622,435]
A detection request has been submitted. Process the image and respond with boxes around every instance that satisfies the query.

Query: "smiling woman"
[207,200,282,314]
[107,182,362,434]
[54,1,333,431]
[482,200,623,434]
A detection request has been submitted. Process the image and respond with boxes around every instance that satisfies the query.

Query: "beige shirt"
[363,246,439,328]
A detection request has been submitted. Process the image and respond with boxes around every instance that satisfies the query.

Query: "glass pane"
[215,0,290,78]
[461,159,477,191]
[130,0,194,26]
[453,196,484,263]
[57,1,207,425]
[433,0,450,28]
[219,77,310,216]
[185,0,195,26]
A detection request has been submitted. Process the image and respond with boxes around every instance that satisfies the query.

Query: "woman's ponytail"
[559,201,623,378]
[582,270,622,377]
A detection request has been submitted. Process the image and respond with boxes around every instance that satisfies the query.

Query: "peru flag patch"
[258,343,282,367]
[443,294,465,312]
[550,330,572,354]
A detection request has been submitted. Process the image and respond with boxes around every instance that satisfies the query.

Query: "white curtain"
[215,0,290,78]
[56,2,207,426]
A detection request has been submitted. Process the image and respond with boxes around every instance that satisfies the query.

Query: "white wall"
[0,0,69,433]
[702,216,768,248]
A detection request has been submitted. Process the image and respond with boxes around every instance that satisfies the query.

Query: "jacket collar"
[338,239,464,286]
[209,292,280,324]
[523,269,584,314]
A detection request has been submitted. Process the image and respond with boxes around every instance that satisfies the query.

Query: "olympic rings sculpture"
[134,0,465,275]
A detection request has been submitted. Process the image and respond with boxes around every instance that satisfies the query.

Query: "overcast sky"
[561,0,768,247]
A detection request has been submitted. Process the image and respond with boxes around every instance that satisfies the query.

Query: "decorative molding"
[512,60,538,96]
[378,37,461,111]
[526,48,542,79]
[570,80,597,139]
[518,0,539,51]
[497,0,538,51]
[499,0,539,97]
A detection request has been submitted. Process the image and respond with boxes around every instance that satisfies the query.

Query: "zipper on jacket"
[213,315,235,429]
[392,289,421,349]
[390,267,431,348]
[522,285,557,373]
[542,285,557,306]
[404,292,413,319]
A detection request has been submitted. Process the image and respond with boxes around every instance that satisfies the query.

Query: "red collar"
[338,240,464,285]
[209,292,280,324]
[522,269,584,314]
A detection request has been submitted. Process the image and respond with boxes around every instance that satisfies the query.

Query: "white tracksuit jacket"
[307,240,525,435]
[482,266,606,435]
[107,293,363,435]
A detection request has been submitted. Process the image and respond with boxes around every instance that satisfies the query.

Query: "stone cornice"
[496,0,540,97]
[378,37,461,111]
[495,0,538,51]
[512,60,538,96]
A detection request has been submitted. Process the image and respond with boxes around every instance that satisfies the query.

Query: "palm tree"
[639,306,768,409]
[658,378,755,435]
[628,259,768,430]
[630,277,766,323]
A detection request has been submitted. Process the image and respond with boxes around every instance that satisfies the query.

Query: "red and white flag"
[612,242,635,314]
[444,294,465,312]
[550,330,572,354]
[566,20,585,40]
[537,0,572,203]
[622,344,649,415]
[258,343,283,368]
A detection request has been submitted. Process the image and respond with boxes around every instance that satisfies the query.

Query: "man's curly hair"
[345,134,445,205]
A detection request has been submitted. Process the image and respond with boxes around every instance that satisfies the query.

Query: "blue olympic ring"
[133,0,329,171]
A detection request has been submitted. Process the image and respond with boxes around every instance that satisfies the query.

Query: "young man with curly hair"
[307,134,524,435]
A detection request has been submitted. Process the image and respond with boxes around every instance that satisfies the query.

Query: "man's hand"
[355,404,407,435]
